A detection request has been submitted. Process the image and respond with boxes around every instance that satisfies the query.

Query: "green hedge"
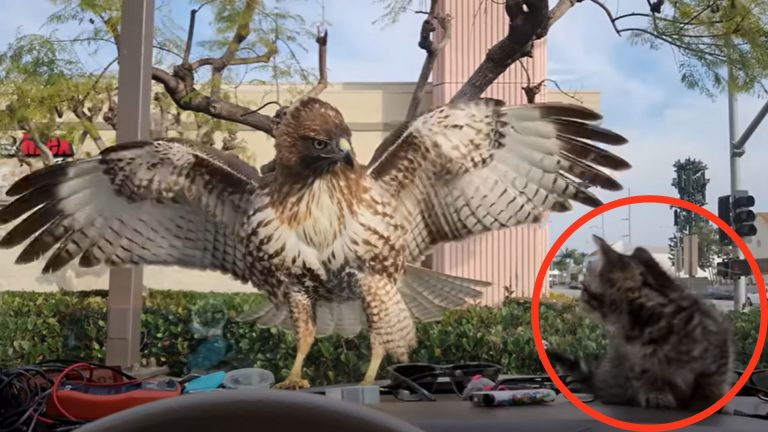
[0,290,763,386]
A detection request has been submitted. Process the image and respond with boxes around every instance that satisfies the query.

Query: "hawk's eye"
[311,139,329,150]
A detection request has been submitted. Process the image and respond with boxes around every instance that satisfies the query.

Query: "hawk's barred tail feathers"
[236,265,487,337]
[398,265,487,321]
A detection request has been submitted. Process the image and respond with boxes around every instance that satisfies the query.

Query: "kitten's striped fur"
[549,235,733,411]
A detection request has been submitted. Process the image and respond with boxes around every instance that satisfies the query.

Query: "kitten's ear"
[593,235,620,261]
[632,247,674,285]
[630,247,655,263]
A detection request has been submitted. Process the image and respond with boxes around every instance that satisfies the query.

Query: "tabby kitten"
[548,235,733,411]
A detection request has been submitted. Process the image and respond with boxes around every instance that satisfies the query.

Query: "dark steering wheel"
[76,389,425,432]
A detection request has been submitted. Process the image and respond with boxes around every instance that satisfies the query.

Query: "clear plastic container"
[222,368,275,390]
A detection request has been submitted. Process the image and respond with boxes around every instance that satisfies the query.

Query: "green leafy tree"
[692,220,734,279]
[0,34,83,166]
[551,256,568,273]
[553,248,587,282]
[671,157,710,233]
[45,0,319,134]
[0,0,323,166]
[667,157,730,274]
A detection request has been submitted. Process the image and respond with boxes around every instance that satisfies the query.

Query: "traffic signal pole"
[727,65,768,310]
[727,68,746,310]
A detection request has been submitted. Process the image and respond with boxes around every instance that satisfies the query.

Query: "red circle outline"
[531,195,767,432]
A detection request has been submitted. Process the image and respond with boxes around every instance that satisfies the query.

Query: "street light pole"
[601,214,605,239]
[727,65,746,311]
[621,188,632,245]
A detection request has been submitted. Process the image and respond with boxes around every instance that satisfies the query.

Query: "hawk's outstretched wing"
[367,98,630,263]
[0,137,263,280]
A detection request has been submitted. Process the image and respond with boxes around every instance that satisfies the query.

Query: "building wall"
[584,240,675,275]
[749,213,768,259]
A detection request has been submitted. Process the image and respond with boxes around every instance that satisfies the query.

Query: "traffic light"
[717,194,732,245]
[716,259,733,279]
[732,190,757,238]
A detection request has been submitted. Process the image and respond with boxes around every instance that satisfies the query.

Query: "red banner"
[19,133,74,157]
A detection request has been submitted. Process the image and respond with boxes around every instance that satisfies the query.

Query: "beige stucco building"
[750,213,768,260]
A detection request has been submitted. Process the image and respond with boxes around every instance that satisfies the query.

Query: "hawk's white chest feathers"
[293,177,346,251]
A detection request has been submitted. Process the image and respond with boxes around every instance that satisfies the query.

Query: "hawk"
[0,96,629,389]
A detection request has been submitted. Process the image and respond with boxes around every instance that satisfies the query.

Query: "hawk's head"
[274,96,354,176]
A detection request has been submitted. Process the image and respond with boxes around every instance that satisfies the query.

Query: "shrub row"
[0,290,763,386]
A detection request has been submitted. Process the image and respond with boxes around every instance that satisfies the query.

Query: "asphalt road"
[550,285,761,312]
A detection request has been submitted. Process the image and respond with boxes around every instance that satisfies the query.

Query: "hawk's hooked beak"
[338,138,354,167]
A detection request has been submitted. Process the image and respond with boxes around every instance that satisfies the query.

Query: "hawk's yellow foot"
[273,377,311,390]
[360,344,386,386]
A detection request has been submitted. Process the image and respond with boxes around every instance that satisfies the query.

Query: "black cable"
[35,360,136,381]
[0,367,51,432]
[0,364,92,432]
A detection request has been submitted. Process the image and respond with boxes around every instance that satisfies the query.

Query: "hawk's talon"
[273,377,311,390]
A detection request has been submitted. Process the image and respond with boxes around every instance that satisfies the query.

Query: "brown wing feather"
[0,139,263,276]
[367,100,630,263]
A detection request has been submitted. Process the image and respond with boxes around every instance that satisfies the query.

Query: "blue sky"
[1,0,765,255]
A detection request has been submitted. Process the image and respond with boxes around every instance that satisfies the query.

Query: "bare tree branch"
[150,0,280,136]
[102,86,117,130]
[371,0,553,166]
[210,0,262,100]
[367,0,453,165]
[589,0,738,61]
[70,103,108,150]
[617,27,728,60]
[25,122,55,166]
[548,0,579,27]
[542,78,583,102]
[16,153,33,170]
[406,0,452,121]
[444,0,726,107]
[53,35,183,59]
[154,43,183,60]
[247,27,330,140]
[51,37,116,45]
[612,10,727,28]
[305,27,329,98]
[189,50,277,71]
[82,56,118,102]
[450,0,550,103]
[152,67,276,135]
[589,0,622,36]
[519,58,579,104]
[519,60,542,103]
[182,4,205,65]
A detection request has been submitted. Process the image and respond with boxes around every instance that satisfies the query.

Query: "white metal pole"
[727,65,746,311]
